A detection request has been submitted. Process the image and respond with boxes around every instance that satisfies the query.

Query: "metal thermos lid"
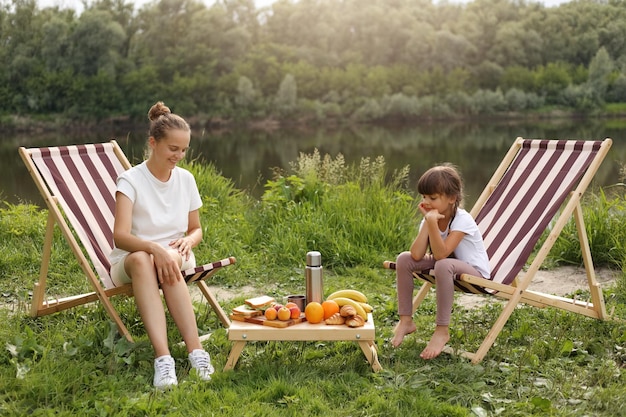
[306,251,322,267]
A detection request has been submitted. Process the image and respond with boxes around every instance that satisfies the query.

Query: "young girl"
[109,101,214,389]
[391,164,490,359]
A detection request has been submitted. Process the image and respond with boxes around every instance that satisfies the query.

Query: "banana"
[358,302,373,313]
[331,297,368,321]
[326,289,368,303]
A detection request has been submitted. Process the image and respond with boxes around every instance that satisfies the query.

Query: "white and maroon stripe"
[30,143,125,288]
[478,140,600,285]
[183,257,236,283]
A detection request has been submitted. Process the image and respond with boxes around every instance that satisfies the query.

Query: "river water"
[2,118,624,208]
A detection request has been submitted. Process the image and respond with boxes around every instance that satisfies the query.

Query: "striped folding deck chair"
[384,137,612,363]
[19,140,236,342]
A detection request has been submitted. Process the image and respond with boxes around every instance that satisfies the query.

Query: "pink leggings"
[395,251,484,326]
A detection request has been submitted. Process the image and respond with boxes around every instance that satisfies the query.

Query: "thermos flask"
[305,251,323,304]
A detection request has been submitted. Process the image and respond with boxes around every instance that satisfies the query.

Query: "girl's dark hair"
[147,101,190,141]
[417,163,464,210]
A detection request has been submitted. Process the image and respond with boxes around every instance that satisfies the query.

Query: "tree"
[274,73,297,117]
[69,9,126,77]
[586,47,613,105]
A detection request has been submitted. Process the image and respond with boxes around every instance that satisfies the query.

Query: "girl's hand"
[169,237,192,261]
[419,202,444,222]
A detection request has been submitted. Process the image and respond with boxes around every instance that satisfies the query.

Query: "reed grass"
[1,151,626,416]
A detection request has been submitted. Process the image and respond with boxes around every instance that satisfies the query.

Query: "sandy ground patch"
[456,266,619,309]
[189,285,260,304]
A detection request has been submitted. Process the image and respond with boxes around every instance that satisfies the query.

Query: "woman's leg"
[420,259,482,359]
[124,251,170,357]
[392,251,436,347]
[161,249,202,353]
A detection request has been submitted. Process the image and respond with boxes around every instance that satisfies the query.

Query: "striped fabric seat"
[384,137,612,363]
[20,141,236,341]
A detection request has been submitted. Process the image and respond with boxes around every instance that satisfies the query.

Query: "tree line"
[1,0,626,126]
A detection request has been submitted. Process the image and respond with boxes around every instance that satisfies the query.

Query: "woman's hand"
[169,237,193,261]
[152,243,183,286]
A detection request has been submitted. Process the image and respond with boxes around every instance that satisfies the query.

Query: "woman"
[109,101,213,389]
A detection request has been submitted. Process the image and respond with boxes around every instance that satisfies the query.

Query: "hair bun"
[148,101,171,121]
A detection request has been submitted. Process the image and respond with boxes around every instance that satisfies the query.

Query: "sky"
[36,0,277,12]
[37,0,571,13]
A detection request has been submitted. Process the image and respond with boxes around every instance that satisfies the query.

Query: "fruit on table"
[277,306,291,321]
[304,302,324,324]
[326,289,373,316]
[326,289,368,303]
[264,308,277,320]
[321,299,340,320]
[289,305,301,319]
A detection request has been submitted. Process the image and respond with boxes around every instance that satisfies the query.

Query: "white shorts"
[110,251,196,286]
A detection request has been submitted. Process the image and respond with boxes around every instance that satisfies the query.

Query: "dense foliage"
[2,0,626,125]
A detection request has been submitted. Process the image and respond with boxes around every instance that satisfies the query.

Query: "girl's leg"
[420,259,482,359]
[392,252,436,347]
[124,251,171,357]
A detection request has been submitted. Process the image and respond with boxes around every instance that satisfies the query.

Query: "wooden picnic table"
[224,313,382,372]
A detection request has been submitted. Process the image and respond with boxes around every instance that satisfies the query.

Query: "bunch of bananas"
[326,289,373,321]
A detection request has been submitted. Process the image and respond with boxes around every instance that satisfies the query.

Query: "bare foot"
[392,320,416,348]
[420,326,450,359]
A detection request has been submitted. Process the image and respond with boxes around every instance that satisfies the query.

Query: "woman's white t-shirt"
[420,208,491,279]
[109,161,202,265]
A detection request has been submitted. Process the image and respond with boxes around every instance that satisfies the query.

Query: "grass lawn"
[2,153,626,416]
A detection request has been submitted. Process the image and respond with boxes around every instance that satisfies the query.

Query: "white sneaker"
[153,355,177,389]
[188,349,214,381]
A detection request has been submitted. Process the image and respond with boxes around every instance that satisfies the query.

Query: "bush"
[254,150,416,268]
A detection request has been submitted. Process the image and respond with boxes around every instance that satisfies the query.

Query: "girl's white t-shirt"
[109,161,202,265]
[421,208,491,279]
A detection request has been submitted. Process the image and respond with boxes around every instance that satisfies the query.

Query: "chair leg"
[471,289,524,364]
[574,203,608,319]
[196,280,231,328]
[31,212,55,317]
[411,282,432,315]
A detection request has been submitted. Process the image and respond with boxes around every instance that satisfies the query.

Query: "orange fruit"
[264,308,277,320]
[277,307,292,321]
[285,302,298,309]
[321,300,340,320]
[304,302,324,324]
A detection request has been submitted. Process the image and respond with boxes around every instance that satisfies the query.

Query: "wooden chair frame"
[385,137,612,363]
[20,140,235,342]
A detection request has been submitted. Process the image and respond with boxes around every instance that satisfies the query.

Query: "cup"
[287,294,306,311]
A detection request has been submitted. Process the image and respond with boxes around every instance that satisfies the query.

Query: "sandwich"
[231,295,276,317]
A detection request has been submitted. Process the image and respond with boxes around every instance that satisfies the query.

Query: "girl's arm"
[409,224,430,260]
[424,212,465,259]
[169,209,203,261]
[112,192,182,284]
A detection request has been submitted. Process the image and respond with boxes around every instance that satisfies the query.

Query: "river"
[2,118,625,208]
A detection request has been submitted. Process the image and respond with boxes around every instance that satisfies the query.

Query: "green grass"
[1,152,626,416]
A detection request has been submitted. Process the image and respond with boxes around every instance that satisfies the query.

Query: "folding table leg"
[224,341,247,371]
[358,341,382,372]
